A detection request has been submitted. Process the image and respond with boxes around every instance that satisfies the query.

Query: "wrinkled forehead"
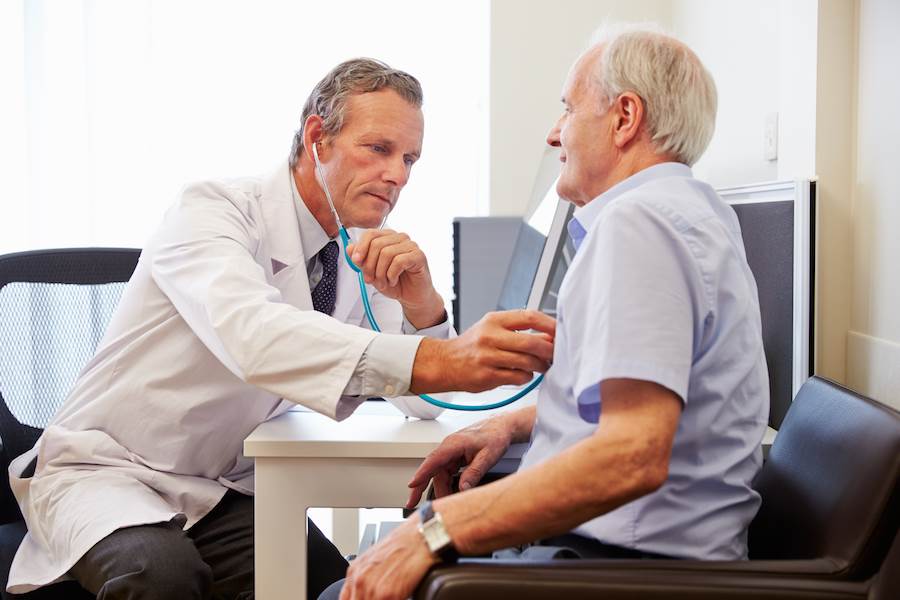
[341,90,424,150]
[562,45,605,102]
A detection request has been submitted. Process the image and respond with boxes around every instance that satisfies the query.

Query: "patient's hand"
[406,407,535,508]
[410,310,555,394]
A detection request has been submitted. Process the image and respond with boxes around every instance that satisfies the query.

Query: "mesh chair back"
[0,248,140,523]
[748,376,900,578]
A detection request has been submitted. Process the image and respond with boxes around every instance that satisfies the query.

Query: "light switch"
[764,112,778,161]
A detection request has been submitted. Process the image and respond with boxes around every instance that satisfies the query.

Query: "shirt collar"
[289,168,334,262]
[567,162,693,250]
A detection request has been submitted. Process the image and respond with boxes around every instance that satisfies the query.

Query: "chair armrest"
[414,558,868,600]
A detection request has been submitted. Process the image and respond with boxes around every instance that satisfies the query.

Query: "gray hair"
[289,58,424,167]
[590,25,717,166]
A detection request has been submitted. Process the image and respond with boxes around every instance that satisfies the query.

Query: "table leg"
[254,457,421,600]
[255,458,308,600]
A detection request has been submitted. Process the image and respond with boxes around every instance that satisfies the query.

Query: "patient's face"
[546,48,617,206]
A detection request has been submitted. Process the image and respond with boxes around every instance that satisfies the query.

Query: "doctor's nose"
[383,156,410,188]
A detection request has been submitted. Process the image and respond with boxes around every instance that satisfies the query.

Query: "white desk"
[244,391,527,600]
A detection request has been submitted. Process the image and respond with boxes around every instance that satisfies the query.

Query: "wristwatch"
[417,501,460,562]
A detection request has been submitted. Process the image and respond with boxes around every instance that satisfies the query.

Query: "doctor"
[6,58,555,599]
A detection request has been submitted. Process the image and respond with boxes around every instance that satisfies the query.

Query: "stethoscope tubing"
[339,226,543,411]
[314,143,544,411]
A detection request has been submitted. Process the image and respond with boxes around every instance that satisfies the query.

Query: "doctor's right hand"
[410,309,555,394]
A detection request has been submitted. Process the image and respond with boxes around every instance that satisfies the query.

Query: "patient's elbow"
[639,460,669,495]
[635,447,672,496]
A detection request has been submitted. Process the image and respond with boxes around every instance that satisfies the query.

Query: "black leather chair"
[0,248,140,599]
[415,376,900,599]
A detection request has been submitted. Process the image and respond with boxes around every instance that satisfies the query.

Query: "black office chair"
[0,248,140,599]
[414,376,900,599]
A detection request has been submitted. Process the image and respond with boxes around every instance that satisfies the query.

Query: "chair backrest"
[0,247,140,523]
[748,376,900,578]
[870,529,900,600]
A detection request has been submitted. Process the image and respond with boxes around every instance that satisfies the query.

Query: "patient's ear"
[611,92,645,150]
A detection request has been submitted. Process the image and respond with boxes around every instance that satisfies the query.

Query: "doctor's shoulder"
[175,174,262,219]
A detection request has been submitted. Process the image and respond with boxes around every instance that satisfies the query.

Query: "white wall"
[848,0,900,407]
[669,0,820,189]
[0,0,489,311]
[670,0,781,187]
[774,0,818,183]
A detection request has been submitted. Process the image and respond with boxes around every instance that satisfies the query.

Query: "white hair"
[588,24,717,166]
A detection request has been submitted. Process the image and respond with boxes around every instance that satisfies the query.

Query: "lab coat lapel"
[259,161,313,310]
[274,263,312,310]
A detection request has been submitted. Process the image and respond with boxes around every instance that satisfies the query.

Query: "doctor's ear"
[302,114,327,159]
[310,139,329,163]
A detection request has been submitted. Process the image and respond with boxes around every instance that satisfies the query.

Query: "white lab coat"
[7,161,445,593]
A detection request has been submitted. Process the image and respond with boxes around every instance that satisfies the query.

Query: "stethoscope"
[309,141,543,411]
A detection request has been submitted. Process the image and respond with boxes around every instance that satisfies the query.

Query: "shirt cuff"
[401,311,452,337]
[341,333,424,397]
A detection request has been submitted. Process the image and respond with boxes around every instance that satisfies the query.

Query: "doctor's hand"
[339,515,437,600]
[406,409,531,508]
[347,229,445,329]
[410,310,555,394]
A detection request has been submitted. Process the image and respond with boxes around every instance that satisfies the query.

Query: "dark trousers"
[18,490,346,600]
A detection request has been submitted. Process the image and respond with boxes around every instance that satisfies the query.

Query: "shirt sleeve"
[338,311,454,420]
[566,199,707,419]
[341,333,423,398]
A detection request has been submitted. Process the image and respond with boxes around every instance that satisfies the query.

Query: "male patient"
[327,27,769,600]
[5,58,554,599]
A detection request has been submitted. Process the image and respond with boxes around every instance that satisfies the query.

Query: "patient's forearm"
[435,387,680,555]
[436,432,659,554]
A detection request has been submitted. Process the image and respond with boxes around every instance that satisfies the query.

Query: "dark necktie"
[311,240,339,315]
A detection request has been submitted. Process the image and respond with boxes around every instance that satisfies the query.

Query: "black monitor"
[495,222,545,312]
[524,199,574,318]
[718,180,816,428]
[496,175,574,316]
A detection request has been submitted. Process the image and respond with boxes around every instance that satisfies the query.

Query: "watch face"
[421,517,452,552]
[418,502,458,560]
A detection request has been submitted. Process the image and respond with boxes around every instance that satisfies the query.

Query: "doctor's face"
[318,89,424,229]
[546,48,617,206]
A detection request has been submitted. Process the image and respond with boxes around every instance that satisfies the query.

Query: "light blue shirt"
[518,162,769,560]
